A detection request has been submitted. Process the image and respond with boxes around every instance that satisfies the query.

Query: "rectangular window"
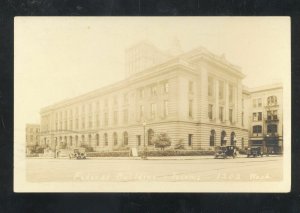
[257,98,262,107]
[151,86,157,96]
[89,103,92,113]
[208,104,213,120]
[253,125,262,134]
[140,105,144,119]
[188,134,193,146]
[89,115,92,128]
[140,88,144,99]
[241,112,244,126]
[253,99,257,108]
[258,112,262,121]
[208,77,213,96]
[104,112,108,126]
[114,111,118,125]
[75,119,78,129]
[229,109,233,123]
[124,93,128,104]
[219,106,224,121]
[267,124,278,134]
[123,109,128,124]
[273,110,278,120]
[229,85,233,103]
[219,81,224,99]
[267,111,272,120]
[189,100,193,118]
[96,102,99,111]
[96,113,100,127]
[164,82,169,93]
[137,135,141,146]
[189,81,194,94]
[151,103,157,119]
[253,112,257,121]
[114,96,118,106]
[81,117,85,129]
[69,119,73,130]
[163,100,169,117]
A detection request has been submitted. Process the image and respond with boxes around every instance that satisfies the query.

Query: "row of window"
[138,82,169,99]
[26,128,39,133]
[208,77,234,103]
[207,104,235,123]
[252,124,278,134]
[209,130,239,147]
[253,96,278,108]
[253,110,278,121]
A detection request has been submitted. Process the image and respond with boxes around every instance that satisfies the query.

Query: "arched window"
[96,134,99,146]
[230,132,236,146]
[210,130,216,146]
[253,125,262,134]
[69,136,72,147]
[221,131,226,146]
[113,132,118,145]
[104,133,108,146]
[81,135,85,145]
[267,96,277,106]
[148,129,154,145]
[75,135,78,147]
[123,131,128,145]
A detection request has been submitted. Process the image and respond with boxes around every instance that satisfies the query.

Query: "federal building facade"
[38,41,272,152]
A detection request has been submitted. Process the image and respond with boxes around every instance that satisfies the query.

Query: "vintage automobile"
[247,147,263,158]
[215,146,237,159]
[69,148,87,159]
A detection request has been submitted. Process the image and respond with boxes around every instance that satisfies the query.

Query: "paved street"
[26,156,283,182]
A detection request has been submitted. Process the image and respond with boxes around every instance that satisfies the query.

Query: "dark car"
[215,146,237,159]
[247,147,263,158]
[69,148,87,159]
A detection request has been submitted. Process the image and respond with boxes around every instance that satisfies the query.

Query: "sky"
[14,17,290,128]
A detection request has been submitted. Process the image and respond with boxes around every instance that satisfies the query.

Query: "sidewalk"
[27,154,282,160]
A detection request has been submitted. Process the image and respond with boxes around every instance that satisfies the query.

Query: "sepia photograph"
[14,17,291,192]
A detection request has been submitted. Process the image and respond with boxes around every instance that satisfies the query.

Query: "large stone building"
[246,83,283,153]
[39,41,253,151]
[25,124,40,153]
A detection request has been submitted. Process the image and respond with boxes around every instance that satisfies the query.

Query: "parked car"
[247,147,263,158]
[69,148,87,159]
[215,146,237,159]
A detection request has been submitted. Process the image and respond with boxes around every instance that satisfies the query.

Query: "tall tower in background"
[125,40,171,77]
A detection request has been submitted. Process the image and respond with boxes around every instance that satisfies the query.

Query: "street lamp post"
[142,121,147,160]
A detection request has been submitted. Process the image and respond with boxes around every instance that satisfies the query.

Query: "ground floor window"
[188,134,193,146]
[148,129,154,145]
[210,130,215,146]
[96,134,99,146]
[113,132,118,145]
[123,131,128,145]
[221,131,226,146]
[137,135,141,146]
[104,133,108,146]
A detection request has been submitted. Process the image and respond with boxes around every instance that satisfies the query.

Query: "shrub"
[86,151,130,157]
[153,133,171,151]
[139,150,215,157]
[112,144,130,151]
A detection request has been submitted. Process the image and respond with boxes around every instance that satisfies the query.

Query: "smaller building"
[25,124,40,154]
[247,83,283,154]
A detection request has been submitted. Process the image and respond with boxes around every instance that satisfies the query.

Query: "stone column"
[199,66,209,123]
[215,79,220,123]
[225,82,229,124]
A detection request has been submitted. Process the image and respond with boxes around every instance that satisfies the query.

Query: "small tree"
[153,133,172,151]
